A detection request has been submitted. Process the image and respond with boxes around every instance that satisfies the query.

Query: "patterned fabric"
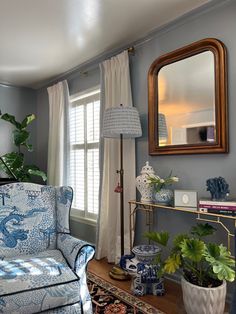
[0,250,81,313]
[45,303,82,313]
[0,183,95,314]
[56,186,73,234]
[0,183,57,258]
[57,233,95,313]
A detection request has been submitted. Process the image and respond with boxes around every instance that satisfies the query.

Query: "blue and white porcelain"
[136,162,156,203]
[154,188,173,205]
[120,245,165,296]
[132,244,161,264]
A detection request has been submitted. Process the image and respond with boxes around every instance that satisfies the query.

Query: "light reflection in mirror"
[158,51,215,146]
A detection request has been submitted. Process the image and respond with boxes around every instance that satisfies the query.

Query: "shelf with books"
[128,200,236,256]
[199,199,236,216]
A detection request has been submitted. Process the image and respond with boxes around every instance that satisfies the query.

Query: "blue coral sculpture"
[206,176,229,201]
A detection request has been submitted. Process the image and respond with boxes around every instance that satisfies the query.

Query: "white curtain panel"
[47,80,69,186]
[96,51,136,263]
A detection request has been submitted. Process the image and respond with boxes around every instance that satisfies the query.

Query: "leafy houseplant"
[145,223,235,314]
[145,223,235,286]
[0,113,47,182]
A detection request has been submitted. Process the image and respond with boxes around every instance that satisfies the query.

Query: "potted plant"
[145,223,235,314]
[147,172,179,205]
[0,112,47,182]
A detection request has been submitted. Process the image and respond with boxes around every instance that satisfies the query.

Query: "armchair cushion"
[0,250,81,313]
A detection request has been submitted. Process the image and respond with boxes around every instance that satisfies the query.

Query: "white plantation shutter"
[69,89,100,220]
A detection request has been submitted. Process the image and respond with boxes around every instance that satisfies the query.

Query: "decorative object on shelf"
[206,176,229,201]
[120,244,165,296]
[0,111,47,182]
[147,171,179,205]
[102,104,142,280]
[198,199,236,216]
[150,223,235,314]
[174,190,198,209]
[154,188,173,205]
[135,161,156,203]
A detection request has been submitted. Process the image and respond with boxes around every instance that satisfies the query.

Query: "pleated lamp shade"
[102,105,142,138]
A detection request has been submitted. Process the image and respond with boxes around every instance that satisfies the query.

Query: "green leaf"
[25,143,33,152]
[190,223,216,238]
[206,243,220,259]
[27,168,47,181]
[180,238,205,262]
[164,253,181,274]
[21,114,35,129]
[204,244,235,282]
[144,231,169,246]
[0,113,21,129]
[173,234,189,249]
[1,152,24,170]
[13,129,29,146]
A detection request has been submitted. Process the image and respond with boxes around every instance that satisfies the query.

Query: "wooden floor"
[88,258,186,314]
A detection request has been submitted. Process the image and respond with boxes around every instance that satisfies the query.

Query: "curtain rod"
[80,46,135,76]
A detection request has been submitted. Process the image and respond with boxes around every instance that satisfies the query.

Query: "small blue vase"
[154,189,173,205]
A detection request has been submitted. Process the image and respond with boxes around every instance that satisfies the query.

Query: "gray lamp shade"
[102,106,142,138]
[158,113,168,141]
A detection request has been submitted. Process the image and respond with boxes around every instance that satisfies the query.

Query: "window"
[68,88,100,221]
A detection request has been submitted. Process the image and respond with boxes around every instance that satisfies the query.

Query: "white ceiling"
[0,0,211,89]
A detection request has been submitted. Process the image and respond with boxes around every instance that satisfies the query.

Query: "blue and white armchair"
[0,183,95,314]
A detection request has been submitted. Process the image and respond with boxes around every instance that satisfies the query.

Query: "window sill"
[70,213,97,227]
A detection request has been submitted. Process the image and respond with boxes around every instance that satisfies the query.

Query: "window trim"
[69,87,100,223]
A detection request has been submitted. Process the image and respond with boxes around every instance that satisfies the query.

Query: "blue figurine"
[206,176,229,201]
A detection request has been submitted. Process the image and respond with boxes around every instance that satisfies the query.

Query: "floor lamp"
[102,104,142,279]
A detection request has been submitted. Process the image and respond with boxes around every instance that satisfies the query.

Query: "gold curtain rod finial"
[127,47,135,55]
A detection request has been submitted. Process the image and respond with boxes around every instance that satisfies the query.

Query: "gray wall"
[0,84,37,165]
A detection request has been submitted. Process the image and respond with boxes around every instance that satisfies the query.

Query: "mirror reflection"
[158,51,215,146]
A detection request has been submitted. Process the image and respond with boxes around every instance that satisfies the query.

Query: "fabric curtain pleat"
[47,80,69,186]
[96,51,136,263]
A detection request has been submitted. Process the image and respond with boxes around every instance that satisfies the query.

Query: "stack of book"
[198,199,236,216]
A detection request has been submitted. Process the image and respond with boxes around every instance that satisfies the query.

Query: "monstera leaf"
[204,243,235,282]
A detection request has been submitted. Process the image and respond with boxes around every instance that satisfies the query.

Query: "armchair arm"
[57,233,95,275]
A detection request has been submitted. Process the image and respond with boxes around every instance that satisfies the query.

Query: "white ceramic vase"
[181,277,226,314]
[136,162,156,203]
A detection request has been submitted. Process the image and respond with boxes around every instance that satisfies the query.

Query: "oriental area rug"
[87,272,166,314]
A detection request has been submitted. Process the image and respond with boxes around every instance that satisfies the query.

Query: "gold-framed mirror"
[148,38,228,155]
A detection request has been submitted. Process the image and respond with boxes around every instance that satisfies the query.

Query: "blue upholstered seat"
[0,183,95,314]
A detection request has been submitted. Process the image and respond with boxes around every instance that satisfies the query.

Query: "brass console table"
[129,200,236,255]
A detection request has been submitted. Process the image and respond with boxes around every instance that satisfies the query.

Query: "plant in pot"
[145,223,235,314]
[0,112,47,182]
[147,172,179,205]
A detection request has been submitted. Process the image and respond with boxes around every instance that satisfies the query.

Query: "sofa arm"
[57,233,95,275]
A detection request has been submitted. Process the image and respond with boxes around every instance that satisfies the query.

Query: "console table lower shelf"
[129,200,236,257]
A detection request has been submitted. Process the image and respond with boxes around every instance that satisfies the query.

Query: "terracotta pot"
[181,276,226,314]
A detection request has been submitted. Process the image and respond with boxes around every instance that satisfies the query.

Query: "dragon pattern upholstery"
[0,183,95,314]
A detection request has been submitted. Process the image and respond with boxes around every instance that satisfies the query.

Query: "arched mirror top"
[148,38,228,155]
